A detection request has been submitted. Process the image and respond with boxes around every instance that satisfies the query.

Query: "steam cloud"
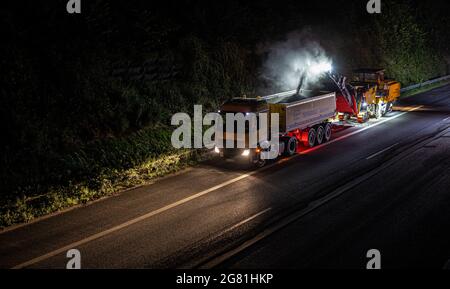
[260,30,333,93]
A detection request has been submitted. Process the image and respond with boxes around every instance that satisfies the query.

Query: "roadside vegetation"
[1,0,449,227]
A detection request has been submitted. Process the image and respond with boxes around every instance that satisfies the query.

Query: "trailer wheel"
[284,137,297,156]
[303,128,316,148]
[316,126,325,145]
[324,123,332,142]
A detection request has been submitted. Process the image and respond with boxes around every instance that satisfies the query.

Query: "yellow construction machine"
[351,68,401,119]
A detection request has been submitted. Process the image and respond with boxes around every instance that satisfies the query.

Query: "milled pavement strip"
[11,105,423,269]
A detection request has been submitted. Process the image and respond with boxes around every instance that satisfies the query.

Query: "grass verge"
[0,129,210,229]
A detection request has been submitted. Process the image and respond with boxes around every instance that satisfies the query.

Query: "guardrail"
[401,75,450,92]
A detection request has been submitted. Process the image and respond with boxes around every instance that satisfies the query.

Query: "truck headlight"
[242,149,251,157]
[214,147,220,154]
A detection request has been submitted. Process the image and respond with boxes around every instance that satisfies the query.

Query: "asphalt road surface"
[1,84,449,269]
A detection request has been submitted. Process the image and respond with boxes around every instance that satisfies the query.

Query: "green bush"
[369,0,446,85]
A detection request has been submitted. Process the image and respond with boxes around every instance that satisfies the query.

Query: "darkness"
[0,0,449,226]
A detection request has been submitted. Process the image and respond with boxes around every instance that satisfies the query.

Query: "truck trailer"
[216,90,336,167]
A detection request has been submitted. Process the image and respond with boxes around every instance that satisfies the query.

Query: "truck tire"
[303,128,316,148]
[316,125,325,145]
[253,157,266,168]
[324,123,332,142]
[381,103,388,116]
[386,102,393,114]
[375,104,382,119]
[368,104,376,118]
[358,112,369,123]
[284,137,297,156]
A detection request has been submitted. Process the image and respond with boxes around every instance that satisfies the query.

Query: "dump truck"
[215,90,336,167]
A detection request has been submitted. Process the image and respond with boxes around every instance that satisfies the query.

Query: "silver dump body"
[264,90,336,133]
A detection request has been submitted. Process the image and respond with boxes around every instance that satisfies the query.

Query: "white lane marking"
[366,143,399,160]
[12,173,256,269]
[220,208,272,236]
[11,105,423,269]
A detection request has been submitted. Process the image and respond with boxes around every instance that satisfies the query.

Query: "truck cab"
[216,98,270,167]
